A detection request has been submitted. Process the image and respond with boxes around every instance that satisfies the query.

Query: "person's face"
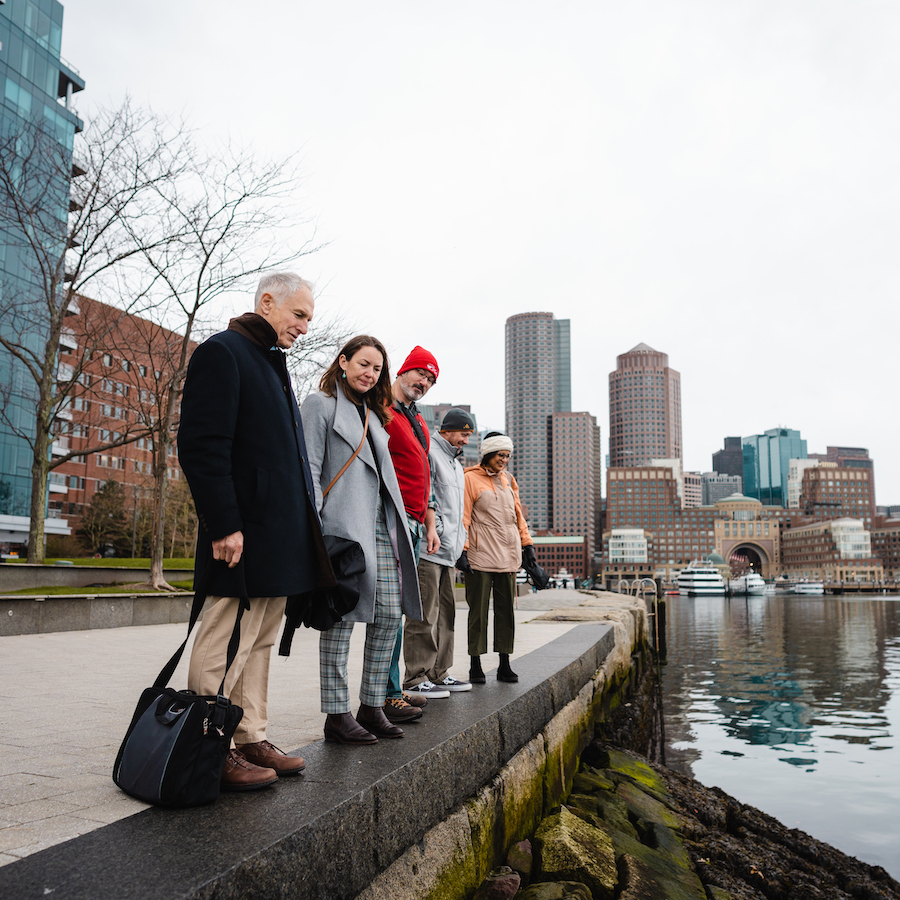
[257,286,315,349]
[396,367,435,403]
[441,430,471,449]
[340,346,384,395]
[485,451,510,474]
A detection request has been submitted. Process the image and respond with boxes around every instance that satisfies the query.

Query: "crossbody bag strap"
[153,557,250,691]
[323,405,370,498]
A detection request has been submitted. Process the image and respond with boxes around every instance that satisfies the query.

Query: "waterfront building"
[712,437,743,478]
[531,533,588,581]
[787,458,833,508]
[683,471,702,508]
[701,471,742,506]
[870,522,900,579]
[0,0,84,538]
[608,343,682,468]
[876,505,900,519]
[712,494,782,578]
[742,427,807,506]
[799,466,874,528]
[505,312,570,530]
[781,518,882,583]
[810,446,876,518]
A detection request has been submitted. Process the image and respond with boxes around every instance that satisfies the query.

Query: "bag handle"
[153,557,250,692]
[323,405,370,498]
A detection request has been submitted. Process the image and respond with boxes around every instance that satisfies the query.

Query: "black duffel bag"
[112,562,247,807]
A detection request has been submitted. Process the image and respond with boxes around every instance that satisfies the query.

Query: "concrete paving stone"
[53,782,131,810]
[2,799,82,824]
[0,826,41,853]
[69,797,147,825]
[0,774,64,805]
[0,853,18,865]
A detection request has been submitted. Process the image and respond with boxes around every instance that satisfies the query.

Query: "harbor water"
[660,590,900,878]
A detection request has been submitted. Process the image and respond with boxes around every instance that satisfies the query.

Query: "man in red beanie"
[382,346,444,721]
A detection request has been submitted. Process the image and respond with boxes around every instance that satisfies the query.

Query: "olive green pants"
[465,569,516,656]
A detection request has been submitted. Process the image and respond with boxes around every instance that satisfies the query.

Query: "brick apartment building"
[48,295,195,546]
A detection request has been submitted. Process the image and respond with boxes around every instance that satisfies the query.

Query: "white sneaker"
[407,679,451,698]
[439,676,473,692]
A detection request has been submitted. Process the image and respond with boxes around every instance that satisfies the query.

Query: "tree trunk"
[148,436,172,590]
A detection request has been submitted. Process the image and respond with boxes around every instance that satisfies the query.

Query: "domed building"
[713,493,781,578]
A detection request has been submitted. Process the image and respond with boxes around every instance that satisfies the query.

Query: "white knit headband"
[480,435,513,457]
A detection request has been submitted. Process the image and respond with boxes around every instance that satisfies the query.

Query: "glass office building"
[742,427,807,507]
[0,0,83,525]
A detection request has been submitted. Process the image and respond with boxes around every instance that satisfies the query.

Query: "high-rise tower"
[608,343,682,468]
[505,312,570,530]
[0,0,84,523]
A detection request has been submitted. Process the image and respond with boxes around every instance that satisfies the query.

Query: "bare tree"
[118,143,331,589]
[0,101,194,562]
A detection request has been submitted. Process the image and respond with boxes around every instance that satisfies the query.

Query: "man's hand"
[212,531,244,568]
[425,524,441,554]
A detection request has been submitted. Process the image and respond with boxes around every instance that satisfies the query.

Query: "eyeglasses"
[414,368,436,386]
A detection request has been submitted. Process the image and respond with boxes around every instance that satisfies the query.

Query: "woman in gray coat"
[301,335,423,743]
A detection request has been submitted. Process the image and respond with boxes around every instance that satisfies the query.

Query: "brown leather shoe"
[221,749,278,791]
[402,691,428,709]
[236,739,306,775]
[383,697,423,723]
[324,712,378,745]
[357,704,404,738]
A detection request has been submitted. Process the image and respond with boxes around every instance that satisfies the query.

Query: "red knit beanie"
[398,346,439,381]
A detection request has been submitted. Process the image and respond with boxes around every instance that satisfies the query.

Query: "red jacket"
[384,403,431,522]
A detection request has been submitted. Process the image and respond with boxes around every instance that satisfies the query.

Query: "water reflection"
[661,593,900,876]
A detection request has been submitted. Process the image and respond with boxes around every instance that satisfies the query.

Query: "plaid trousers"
[319,501,402,713]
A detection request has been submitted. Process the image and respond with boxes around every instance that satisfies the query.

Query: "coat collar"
[332,388,379,469]
[228,312,278,349]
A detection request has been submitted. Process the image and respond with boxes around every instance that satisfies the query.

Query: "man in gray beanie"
[404,408,477,697]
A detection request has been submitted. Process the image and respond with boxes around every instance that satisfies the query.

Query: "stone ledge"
[0,622,617,900]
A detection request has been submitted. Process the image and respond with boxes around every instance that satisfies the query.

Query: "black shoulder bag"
[112,561,247,807]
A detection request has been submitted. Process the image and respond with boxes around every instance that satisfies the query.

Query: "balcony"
[51,437,70,457]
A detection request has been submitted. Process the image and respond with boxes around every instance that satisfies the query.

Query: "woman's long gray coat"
[300,388,422,624]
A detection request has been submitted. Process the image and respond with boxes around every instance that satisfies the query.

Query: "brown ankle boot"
[357,704,404,738]
[324,712,378,745]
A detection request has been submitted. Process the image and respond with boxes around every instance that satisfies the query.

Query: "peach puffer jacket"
[462,465,533,573]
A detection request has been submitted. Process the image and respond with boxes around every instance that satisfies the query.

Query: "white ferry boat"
[730,572,767,595]
[789,580,825,595]
[676,561,726,596]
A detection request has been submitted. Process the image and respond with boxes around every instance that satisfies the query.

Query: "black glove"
[456,550,473,574]
[522,545,536,568]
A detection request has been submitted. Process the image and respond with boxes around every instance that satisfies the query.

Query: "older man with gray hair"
[178,272,333,791]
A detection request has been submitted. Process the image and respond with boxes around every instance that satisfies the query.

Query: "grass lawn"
[4,558,195,568]
[5,580,195,596]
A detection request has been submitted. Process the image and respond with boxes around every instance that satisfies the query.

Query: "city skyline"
[54,2,900,501]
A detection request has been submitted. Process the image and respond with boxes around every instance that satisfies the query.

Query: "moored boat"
[730,572,767,595]
[789,580,825,595]
[676,561,726,595]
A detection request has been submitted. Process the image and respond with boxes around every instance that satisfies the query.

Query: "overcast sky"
[63,1,900,501]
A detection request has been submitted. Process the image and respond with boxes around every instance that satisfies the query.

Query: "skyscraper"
[742,427,807,506]
[505,312,570,530]
[550,411,600,562]
[712,437,743,478]
[608,343,682,468]
[0,0,84,521]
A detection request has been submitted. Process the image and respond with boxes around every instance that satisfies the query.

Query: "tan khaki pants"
[404,558,457,688]
[187,594,286,744]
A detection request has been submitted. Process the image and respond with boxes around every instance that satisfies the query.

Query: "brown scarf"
[228,312,278,349]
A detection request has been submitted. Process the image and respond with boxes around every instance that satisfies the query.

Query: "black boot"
[497,654,518,683]
[469,655,486,684]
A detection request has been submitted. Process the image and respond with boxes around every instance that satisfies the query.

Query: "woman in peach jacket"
[460,432,534,684]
